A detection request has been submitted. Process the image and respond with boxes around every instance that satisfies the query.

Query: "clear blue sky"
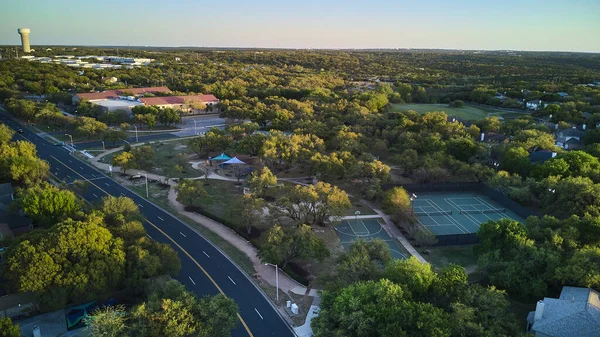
[1,0,599,51]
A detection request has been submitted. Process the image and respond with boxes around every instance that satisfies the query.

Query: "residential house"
[527,100,543,110]
[527,286,600,337]
[529,150,557,163]
[0,182,32,236]
[555,125,585,150]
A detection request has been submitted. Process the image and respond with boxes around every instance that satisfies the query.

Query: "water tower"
[18,28,31,53]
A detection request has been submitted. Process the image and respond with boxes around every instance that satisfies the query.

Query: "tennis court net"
[460,208,506,215]
[414,210,452,216]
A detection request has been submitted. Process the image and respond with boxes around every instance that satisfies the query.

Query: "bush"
[449,100,464,108]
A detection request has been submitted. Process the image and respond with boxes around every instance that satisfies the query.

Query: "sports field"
[334,219,408,260]
[412,191,525,235]
[391,103,526,121]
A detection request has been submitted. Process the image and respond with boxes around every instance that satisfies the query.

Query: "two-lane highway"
[0,113,295,337]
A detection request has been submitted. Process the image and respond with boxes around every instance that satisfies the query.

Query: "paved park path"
[91,145,317,297]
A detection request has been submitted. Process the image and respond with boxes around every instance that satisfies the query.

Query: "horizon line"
[0,44,599,54]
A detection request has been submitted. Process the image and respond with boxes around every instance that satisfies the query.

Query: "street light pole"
[193,120,197,135]
[65,134,73,147]
[139,172,148,198]
[354,210,360,227]
[265,263,279,303]
[101,141,105,151]
[410,193,417,217]
[133,125,139,143]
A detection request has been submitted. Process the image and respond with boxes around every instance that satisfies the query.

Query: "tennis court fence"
[460,208,505,215]
[414,210,452,216]
[383,182,540,219]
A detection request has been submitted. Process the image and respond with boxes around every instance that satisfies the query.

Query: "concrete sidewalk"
[91,146,317,296]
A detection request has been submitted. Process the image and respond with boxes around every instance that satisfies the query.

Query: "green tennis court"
[334,218,408,259]
[412,191,526,236]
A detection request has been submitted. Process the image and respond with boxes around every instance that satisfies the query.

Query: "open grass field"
[390,103,528,121]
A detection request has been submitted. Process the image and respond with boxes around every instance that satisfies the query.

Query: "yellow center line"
[49,155,255,337]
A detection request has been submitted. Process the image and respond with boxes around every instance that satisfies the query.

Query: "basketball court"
[411,191,526,236]
[334,218,408,259]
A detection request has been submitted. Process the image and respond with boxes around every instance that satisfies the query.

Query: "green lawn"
[390,103,523,121]
[420,245,478,270]
[126,180,255,275]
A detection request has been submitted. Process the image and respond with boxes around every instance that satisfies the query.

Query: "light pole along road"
[0,111,296,337]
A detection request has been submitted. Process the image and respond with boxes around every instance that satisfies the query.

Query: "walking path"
[90,146,317,297]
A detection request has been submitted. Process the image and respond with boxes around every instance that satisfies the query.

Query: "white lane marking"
[188,277,196,285]
[203,251,210,258]
[147,234,153,240]
[228,276,236,285]
[56,167,59,170]
[254,308,263,320]
[104,183,110,186]
[79,167,83,170]
[138,203,144,208]
[68,160,72,163]
[180,232,186,238]
[93,193,98,198]
[91,174,95,177]
[120,193,125,196]
[66,175,70,179]
[158,216,164,221]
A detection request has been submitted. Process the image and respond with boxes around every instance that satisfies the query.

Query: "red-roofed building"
[73,86,172,103]
[139,94,219,114]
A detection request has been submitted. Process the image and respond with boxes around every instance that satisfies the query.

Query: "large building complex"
[73,87,219,113]
[18,55,155,69]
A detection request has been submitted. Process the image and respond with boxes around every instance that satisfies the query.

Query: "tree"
[187,129,231,158]
[477,116,501,133]
[157,108,181,126]
[175,179,207,208]
[103,128,128,146]
[129,279,238,337]
[513,129,557,151]
[3,214,126,305]
[86,305,127,337]
[75,117,107,139]
[275,182,351,226]
[259,224,329,269]
[0,140,50,186]
[248,167,277,197]
[327,239,392,290]
[382,186,411,215]
[240,194,265,235]
[501,146,531,177]
[312,279,452,337]
[446,137,479,162]
[0,317,20,337]
[101,196,142,226]
[19,183,80,225]
[0,124,15,144]
[357,160,391,184]
[112,151,134,174]
[183,98,207,114]
[130,145,155,170]
[449,100,464,108]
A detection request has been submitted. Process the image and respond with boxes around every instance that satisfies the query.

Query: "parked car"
[17,128,24,134]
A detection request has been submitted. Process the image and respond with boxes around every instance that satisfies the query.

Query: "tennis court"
[334,218,408,259]
[412,191,525,236]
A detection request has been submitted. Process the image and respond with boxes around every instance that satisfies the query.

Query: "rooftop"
[76,86,172,101]
[139,94,219,106]
[528,287,600,337]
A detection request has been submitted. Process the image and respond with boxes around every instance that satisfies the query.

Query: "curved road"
[0,112,295,337]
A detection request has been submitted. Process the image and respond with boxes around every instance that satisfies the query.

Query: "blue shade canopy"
[211,153,231,161]
[222,156,246,165]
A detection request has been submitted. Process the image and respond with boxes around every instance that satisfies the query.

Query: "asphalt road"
[0,113,295,337]
[72,115,227,149]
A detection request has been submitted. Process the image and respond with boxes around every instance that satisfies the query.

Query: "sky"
[1,0,599,52]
